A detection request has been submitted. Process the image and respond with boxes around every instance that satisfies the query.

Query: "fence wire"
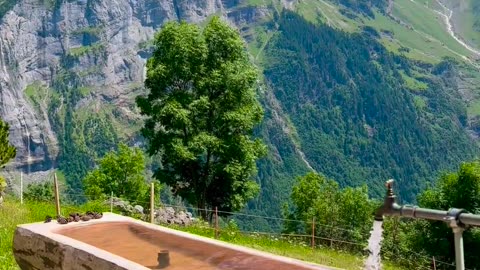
[15,180,476,270]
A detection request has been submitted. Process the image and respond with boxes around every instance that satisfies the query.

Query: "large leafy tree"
[136,17,266,219]
[0,119,16,200]
[83,143,156,206]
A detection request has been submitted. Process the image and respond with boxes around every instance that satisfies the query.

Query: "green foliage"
[0,176,6,194]
[136,16,266,219]
[0,198,111,269]
[0,119,16,169]
[83,143,151,204]
[333,0,386,18]
[382,161,480,269]
[48,67,119,202]
[23,181,54,202]
[0,0,15,19]
[67,43,105,58]
[473,0,480,32]
[283,172,374,251]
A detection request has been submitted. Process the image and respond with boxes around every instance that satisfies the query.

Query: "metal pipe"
[459,213,480,227]
[453,228,465,270]
[375,180,480,270]
[399,205,448,222]
[375,180,480,227]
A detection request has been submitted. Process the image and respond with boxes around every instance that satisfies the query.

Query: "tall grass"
[0,197,109,270]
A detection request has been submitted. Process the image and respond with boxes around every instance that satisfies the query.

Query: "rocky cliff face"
[0,0,270,183]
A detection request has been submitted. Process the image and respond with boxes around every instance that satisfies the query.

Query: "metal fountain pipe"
[375,179,480,226]
[374,179,480,270]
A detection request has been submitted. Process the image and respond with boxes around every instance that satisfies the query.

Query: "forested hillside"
[240,10,479,229]
[1,0,480,233]
[277,11,478,197]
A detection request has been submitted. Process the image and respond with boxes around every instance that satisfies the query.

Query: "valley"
[0,0,480,231]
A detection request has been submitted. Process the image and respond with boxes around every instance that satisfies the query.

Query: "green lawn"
[0,198,405,270]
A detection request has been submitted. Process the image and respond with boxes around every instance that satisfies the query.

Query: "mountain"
[1,0,480,229]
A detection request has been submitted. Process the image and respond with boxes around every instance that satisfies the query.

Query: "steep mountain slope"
[1,0,480,231]
[440,0,480,51]
[262,10,478,201]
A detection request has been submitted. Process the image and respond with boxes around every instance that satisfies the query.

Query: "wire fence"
[12,175,474,270]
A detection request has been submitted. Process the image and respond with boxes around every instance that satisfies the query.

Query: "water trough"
[12,213,336,270]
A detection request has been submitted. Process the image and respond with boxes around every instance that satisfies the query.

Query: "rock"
[134,205,144,214]
[0,0,234,179]
[165,207,175,217]
[154,207,193,226]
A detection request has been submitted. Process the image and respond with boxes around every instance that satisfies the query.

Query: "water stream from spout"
[364,221,384,270]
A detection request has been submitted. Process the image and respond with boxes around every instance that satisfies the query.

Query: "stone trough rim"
[14,212,339,270]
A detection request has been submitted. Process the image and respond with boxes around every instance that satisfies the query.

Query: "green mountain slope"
[441,0,480,51]
[261,10,478,202]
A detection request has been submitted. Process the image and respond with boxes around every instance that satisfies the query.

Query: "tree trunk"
[198,199,208,221]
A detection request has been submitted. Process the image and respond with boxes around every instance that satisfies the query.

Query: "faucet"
[374,179,401,221]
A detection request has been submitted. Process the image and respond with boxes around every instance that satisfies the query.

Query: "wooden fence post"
[53,173,61,217]
[215,207,219,239]
[311,217,315,249]
[110,191,113,213]
[150,182,155,224]
[20,172,23,204]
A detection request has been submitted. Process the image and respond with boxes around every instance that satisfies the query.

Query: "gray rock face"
[134,205,144,214]
[0,0,270,185]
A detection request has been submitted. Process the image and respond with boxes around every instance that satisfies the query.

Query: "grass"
[0,0,15,19]
[365,11,457,63]
[68,43,105,58]
[296,0,358,32]
[294,0,477,64]
[399,71,429,91]
[0,199,405,270]
[0,198,109,270]
[467,100,480,116]
[392,0,472,57]
[445,0,480,51]
[71,26,103,37]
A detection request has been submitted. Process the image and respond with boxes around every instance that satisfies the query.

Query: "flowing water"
[364,221,384,270]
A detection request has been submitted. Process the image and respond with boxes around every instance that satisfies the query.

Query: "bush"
[24,181,54,202]
[0,177,6,193]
